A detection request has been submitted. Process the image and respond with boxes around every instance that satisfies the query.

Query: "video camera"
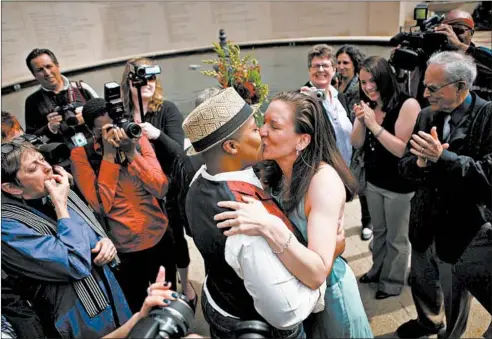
[128,63,161,87]
[389,3,447,71]
[12,134,71,168]
[103,82,142,139]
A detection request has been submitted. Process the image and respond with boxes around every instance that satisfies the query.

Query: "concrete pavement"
[182,198,491,338]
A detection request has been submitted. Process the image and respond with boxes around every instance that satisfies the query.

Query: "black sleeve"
[466,45,492,70]
[337,92,350,117]
[466,45,492,100]
[153,101,185,174]
[2,276,45,339]
[25,93,60,141]
[398,112,434,182]
[434,104,492,203]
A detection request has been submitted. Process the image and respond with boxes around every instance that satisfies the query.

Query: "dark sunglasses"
[452,26,473,36]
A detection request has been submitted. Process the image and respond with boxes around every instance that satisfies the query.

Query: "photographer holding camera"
[1,142,131,338]
[70,97,177,314]
[302,44,353,167]
[120,58,197,307]
[392,8,492,106]
[24,48,98,148]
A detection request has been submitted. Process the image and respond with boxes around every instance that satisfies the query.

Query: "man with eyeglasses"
[411,9,492,106]
[397,51,492,338]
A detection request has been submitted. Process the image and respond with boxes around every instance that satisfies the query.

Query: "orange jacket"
[71,137,168,253]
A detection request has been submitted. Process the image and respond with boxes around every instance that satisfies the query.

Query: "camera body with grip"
[103,82,142,139]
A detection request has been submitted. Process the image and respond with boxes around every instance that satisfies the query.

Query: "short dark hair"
[336,45,366,74]
[82,98,108,129]
[359,56,402,112]
[25,48,59,74]
[1,142,38,184]
[1,111,24,140]
[307,44,336,69]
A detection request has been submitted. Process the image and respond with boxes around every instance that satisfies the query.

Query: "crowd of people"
[1,8,491,339]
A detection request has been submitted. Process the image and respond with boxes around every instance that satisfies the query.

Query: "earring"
[296,146,301,156]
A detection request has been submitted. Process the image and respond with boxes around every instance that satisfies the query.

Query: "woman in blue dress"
[215,91,373,338]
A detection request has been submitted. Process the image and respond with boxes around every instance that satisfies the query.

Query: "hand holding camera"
[434,24,468,51]
[47,111,63,134]
[300,86,326,100]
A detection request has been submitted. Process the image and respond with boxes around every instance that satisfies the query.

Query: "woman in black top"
[336,45,374,242]
[350,56,421,299]
[120,58,197,308]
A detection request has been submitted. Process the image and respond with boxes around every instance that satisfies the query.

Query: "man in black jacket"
[397,51,492,338]
[24,48,98,148]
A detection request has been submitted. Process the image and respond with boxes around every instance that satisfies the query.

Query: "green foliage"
[201,41,269,124]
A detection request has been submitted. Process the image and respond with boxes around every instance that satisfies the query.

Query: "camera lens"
[125,122,142,139]
[136,66,147,77]
[315,90,325,100]
[127,296,195,339]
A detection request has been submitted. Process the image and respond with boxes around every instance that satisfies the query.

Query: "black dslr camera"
[127,293,195,338]
[103,82,142,138]
[52,87,82,138]
[390,3,447,71]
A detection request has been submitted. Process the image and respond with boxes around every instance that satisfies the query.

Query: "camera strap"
[73,81,88,104]
[83,140,112,233]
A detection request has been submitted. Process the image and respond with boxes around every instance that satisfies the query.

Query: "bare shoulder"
[307,164,346,206]
[400,98,421,115]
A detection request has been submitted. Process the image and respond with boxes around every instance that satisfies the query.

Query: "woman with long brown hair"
[214,92,373,338]
[351,56,420,300]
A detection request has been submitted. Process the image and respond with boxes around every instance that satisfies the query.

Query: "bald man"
[409,9,492,106]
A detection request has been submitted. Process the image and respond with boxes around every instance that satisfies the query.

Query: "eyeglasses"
[1,143,17,155]
[423,80,461,93]
[1,136,35,154]
[451,26,473,36]
[310,63,334,71]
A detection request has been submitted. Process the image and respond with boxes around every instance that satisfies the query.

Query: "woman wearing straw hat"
[214,92,373,338]
[183,87,332,339]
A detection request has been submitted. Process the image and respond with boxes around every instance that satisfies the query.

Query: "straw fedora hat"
[183,87,255,155]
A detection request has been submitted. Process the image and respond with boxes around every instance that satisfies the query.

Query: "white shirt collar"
[40,75,69,92]
[190,165,263,189]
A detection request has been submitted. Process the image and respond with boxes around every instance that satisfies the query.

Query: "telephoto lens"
[127,294,195,339]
